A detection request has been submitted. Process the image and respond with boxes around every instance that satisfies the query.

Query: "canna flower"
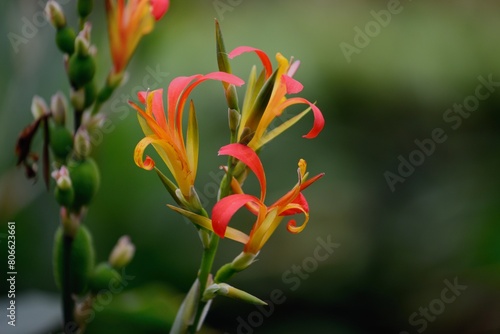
[211,143,324,254]
[224,46,325,150]
[105,0,169,75]
[168,143,323,255]
[129,73,244,200]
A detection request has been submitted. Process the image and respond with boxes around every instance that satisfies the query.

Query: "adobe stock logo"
[340,0,407,64]
[224,235,340,334]
[400,277,467,334]
[384,74,500,192]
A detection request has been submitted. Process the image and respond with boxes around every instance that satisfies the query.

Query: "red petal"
[212,194,260,238]
[282,75,303,94]
[280,193,309,216]
[218,143,266,200]
[280,97,325,139]
[151,89,167,129]
[149,0,169,20]
[167,76,200,130]
[228,46,273,79]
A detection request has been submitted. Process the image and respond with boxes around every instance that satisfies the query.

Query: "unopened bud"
[53,166,74,207]
[51,92,68,125]
[45,0,66,29]
[52,166,72,189]
[70,88,85,111]
[203,283,266,305]
[31,95,48,120]
[81,111,105,134]
[228,108,240,132]
[108,236,135,269]
[74,128,91,158]
[74,34,90,58]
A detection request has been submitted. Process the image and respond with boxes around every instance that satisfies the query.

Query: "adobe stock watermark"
[88,64,170,149]
[64,267,136,334]
[8,0,72,54]
[384,74,499,192]
[340,0,410,64]
[224,235,340,334]
[213,0,244,21]
[399,277,467,334]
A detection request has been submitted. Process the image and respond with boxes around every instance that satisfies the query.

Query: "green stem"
[62,234,76,333]
[188,232,220,333]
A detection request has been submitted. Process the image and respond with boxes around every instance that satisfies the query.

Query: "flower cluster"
[130,22,325,328]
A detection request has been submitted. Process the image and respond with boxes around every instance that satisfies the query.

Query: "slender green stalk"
[188,234,220,333]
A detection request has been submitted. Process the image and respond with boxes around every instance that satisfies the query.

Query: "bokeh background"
[1,0,500,333]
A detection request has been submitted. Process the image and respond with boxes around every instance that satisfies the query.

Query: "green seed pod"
[68,54,96,89]
[88,262,121,293]
[53,225,95,295]
[50,125,73,161]
[77,0,94,20]
[55,186,74,208]
[68,158,100,210]
[55,26,76,55]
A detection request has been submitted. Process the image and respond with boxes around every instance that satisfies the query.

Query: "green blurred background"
[1,0,500,333]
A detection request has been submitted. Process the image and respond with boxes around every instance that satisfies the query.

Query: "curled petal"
[212,194,261,238]
[279,98,325,139]
[229,46,273,79]
[134,136,163,170]
[282,204,309,234]
[218,143,266,200]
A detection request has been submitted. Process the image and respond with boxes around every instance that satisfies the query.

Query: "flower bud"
[31,95,48,120]
[68,27,95,88]
[70,87,86,111]
[228,108,240,132]
[67,158,100,210]
[45,0,66,29]
[88,262,121,293]
[53,225,95,295]
[52,166,74,207]
[203,283,266,305]
[51,92,68,125]
[74,128,92,159]
[52,166,72,189]
[77,0,94,19]
[108,236,135,269]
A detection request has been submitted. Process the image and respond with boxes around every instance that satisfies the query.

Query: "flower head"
[130,73,244,199]
[105,0,169,75]
[212,143,324,254]
[227,47,325,150]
